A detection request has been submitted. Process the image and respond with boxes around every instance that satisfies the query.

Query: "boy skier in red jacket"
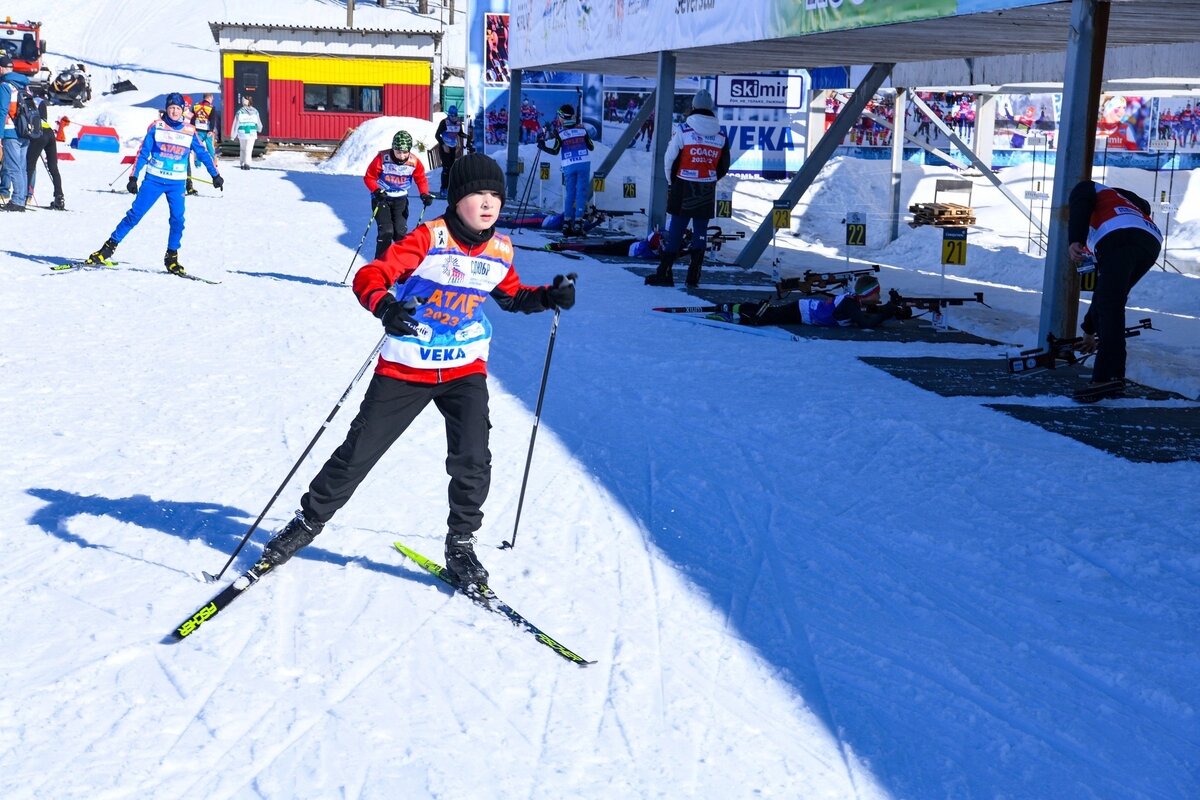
[261,154,577,590]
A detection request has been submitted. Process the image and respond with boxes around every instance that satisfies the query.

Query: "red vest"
[673,125,726,183]
[1087,184,1161,251]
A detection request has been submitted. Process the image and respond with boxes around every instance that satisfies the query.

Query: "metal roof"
[208,21,441,44]
[522,0,1200,78]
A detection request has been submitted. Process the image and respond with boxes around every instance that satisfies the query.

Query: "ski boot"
[444,532,489,590]
[710,301,767,326]
[644,253,676,287]
[1072,378,1125,404]
[262,510,325,566]
[685,249,704,288]
[49,196,66,211]
[185,180,199,196]
[85,238,118,266]
[164,249,186,275]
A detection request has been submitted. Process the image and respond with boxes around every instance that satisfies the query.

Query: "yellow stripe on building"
[222,53,429,85]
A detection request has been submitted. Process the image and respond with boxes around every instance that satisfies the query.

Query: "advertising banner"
[774,0,956,37]
[716,74,805,110]
[510,1,1051,68]
[1096,95,1150,152]
[1153,97,1200,152]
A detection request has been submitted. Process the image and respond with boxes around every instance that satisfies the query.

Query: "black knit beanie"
[447,153,506,210]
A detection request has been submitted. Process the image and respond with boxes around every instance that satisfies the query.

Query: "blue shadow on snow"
[25,488,410,579]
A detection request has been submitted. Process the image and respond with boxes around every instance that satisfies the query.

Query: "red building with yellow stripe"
[208,22,442,144]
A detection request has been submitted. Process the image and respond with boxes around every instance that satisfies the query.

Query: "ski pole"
[509,148,541,234]
[203,334,388,583]
[342,204,381,284]
[501,282,572,551]
[108,163,132,187]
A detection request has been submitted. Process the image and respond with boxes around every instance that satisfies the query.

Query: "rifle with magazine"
[1007,318,1154,375]
[775,265,880,297]
[887,288,987,314]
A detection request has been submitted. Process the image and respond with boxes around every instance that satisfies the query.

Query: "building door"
[233,60,269,135]
[441,86,464,116]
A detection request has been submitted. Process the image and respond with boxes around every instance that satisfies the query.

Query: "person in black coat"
[645,89,732,288]
[25,89,65,210]
[1066,180,1162,400]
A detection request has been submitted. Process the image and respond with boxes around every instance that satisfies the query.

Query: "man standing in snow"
[644,89,731,288]
[363,130,434,259]
[0,54,32,212]
[536,104,594,237]
[258,154,577,592]
[25,88,66,210]
[434,105,464,197]
[83,92,224,275]
[232,95,262,170]
[1066,180,1162,402]
[191,93,219,163]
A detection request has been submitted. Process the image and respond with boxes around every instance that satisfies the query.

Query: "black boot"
[49,196,66,211]
[644,252,676,286]
[685,249,704,288]
[164,250,187,275]
[185,180,199,196]
[86,238,118,265]
[262,510,325,566]
[444,532,489,589]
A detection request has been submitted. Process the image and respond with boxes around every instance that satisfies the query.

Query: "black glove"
[127,176,138,194]
[373,188,389,203]
[421,193,434,207]
[544,273,577,310]
[374,294,427,338]
[212,174,224,191]
[892,303,914,320]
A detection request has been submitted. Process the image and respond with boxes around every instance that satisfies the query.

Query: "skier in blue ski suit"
[84,92,224,274]
[537,104,594,237]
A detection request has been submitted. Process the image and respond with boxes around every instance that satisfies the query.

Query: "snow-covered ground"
[2,2,1198,799]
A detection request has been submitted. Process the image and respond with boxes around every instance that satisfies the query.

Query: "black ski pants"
[26,132,64,203]
[1083,228,1160,382]
[439,147,457,194]
[373,194,411,260]
[301,372,492,536]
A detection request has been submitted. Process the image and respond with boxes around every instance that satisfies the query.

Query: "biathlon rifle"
[888,289,988,312]
[1007,318,1154,375]
[775,264,880,297]
[703,225,747,252]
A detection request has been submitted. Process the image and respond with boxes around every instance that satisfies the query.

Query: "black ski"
[652,304,720,314]
[50,259,221,283]
[1072,379,1126,404]
[512,242,583,260]
[394,542,594,666]
[168,269,222,284]
[164,557,276,643]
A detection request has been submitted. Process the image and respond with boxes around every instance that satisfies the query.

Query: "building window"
[303,85,383,113]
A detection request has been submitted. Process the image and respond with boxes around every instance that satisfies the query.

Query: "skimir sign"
[717,74,804,109]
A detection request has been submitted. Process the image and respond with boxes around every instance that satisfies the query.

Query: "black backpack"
[12,91,41,140]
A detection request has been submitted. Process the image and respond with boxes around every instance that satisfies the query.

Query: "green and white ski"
[394,542,594,666]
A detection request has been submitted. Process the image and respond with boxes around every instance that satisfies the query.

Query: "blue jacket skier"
[537,104,594,237]
[84,92,224,275]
